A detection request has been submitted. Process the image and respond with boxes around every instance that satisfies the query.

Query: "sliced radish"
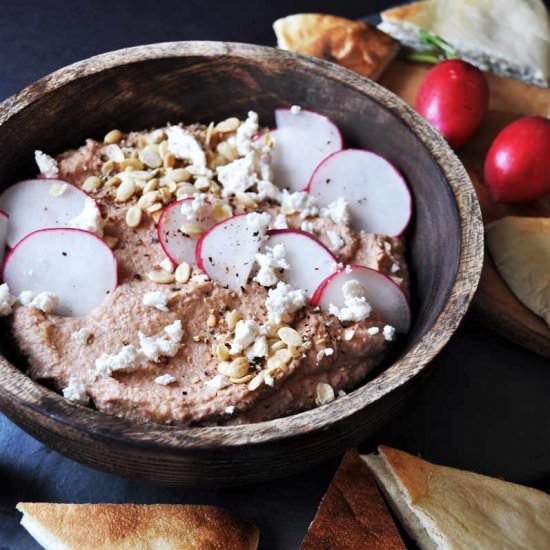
[157,198,217,265]
[0,179,101,247]
[307,149,412,237]
[271,108,343,192]
[264,229,338,296]
[3,228,117,317]
[0,210,8,266]
[311,264,411,332]
[196,214,266,292]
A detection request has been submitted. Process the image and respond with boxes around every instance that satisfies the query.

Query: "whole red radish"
[415,59,489,149]
[484,116,550,203]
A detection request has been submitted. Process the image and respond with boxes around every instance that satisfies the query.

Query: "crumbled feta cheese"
[18,290,59,313]
[95,345,145,376]
[256,180,281,202]
[266,282,307,324]
[206,374,230,391]
[245,335,268,361]
[337,389,346,398]
[217,152,258,196]
[72,327,93,345]
[321,197,350,225]
[68,197,104,236]
[246,211,272,235]
[280,190,319,219]
[391,263,400,273]
[138,320,183,362]
[34,150,59,178]
[225,405,236,415]
[0,284,16,316]
[235,111,259,155]
[194,176,211,191]
[290,105,302,114]
[62,376,89,404]
[383,324,396,341]
[344,265,353,274]
[300,220,315,233]
[315,382,335,405]
[344,328,355,341]
[272,213,288,229]
[154,373,177,386]
[367,326,380,336]
[328,280,372,322]
[180,193,209,218]
[142,291,170,312]
[166,126,206,167]
[264,373,275,387]
[316,347,334,361]
[230,319,259,354]
[254,243,289,287]
[190,272,210,284]
[326,229,344,252]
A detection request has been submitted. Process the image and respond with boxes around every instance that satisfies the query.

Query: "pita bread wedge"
[16,503,259,550]
[274,14,399,80]
[379,0,550,87]
[363,446,550,550]
[486,216,550,327]
[300,449,405,549]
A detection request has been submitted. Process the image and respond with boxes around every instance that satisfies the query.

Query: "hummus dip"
[7,111,409,425]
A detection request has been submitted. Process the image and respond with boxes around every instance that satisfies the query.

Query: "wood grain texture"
[0,43,482,486]
[381,60,550,359]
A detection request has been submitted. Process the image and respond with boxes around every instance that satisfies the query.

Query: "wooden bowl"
[0,42,483,486]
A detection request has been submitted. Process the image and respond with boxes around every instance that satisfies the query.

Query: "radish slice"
[0,179,101,247]
[264,229,338,296]
[196,213,267,292]
[311,264,411,332]
[0,210,8,266]
[3,228,117,317]
[307,149,412,237]
[157,198,217,265]
[271,109,343,192]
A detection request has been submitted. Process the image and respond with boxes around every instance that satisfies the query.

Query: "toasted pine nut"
[82,175,102,192]
[174,262,191,284]
[125,205,142,228]
[104,129,123,144]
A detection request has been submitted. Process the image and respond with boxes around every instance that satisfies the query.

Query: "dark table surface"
[1,1,550,548]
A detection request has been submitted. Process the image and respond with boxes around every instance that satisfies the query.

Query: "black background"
[1,1,550,548]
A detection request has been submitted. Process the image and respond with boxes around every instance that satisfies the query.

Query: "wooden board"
[381,61,550,358]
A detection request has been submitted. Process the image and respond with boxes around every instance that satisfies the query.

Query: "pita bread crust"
[486,216,550,326]
[273,14,399,80]
[16,503,259,550]
[300,449,405,549]
[368,446,550,550]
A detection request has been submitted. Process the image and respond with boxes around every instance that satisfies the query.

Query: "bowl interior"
[0,44,463,445]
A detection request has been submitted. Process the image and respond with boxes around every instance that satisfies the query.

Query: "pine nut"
[226,310,240,331]
[174,262,191,284]
[82,175,102,192]
[115,179,136,202]
[104,129,123,144]
[147,269,175,284]
[139,145,162,168]
[215,117,240,133]
[125,205,142,228]
[207,312,217,328]
[277,326,302,348]
[248,372,265,391]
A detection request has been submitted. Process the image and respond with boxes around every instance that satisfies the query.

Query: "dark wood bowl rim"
[0,42,483,450]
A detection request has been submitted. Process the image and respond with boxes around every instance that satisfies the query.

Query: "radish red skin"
[415,60,489,149]
[484,116,550,203]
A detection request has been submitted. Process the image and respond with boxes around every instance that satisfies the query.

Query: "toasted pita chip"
[273,14,399,80]
[364,446,550,550]
[486,216,550,327]
[379,0,550,86]
[17,503,259,550]
[301,449,405,549]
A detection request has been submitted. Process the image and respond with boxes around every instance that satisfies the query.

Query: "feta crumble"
[0,284,16,316]
[206,374,230,391]
[265,282,307,324]
[383,325,396,341]
[18,290,59,313]
[326,229,344,252]
[235,111,259,155]
[62,376,89,404]
[142,291,170,312]
[254,243,289,287]
[34,150,59,178]
[328,280,372,322]
[321,197,350,225]
[280,190,319,219]
[246,211,272,235]
[316,347,334,361]
[72,327,93,345]
[230,319,259,354]
[264,373,275,387]
[245,335,268,361]
[154,373,177,386]
[300,220,315,233]
[138,320,184,362]
[166,126,206,167]
[367,326,380,336]
[217,153,258,196]
[225,405,236,415]
[391,263,400,273]
[272,213,288,229]
[68,197,104,236]
[95,345,145,376]
[290,105,302,114]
